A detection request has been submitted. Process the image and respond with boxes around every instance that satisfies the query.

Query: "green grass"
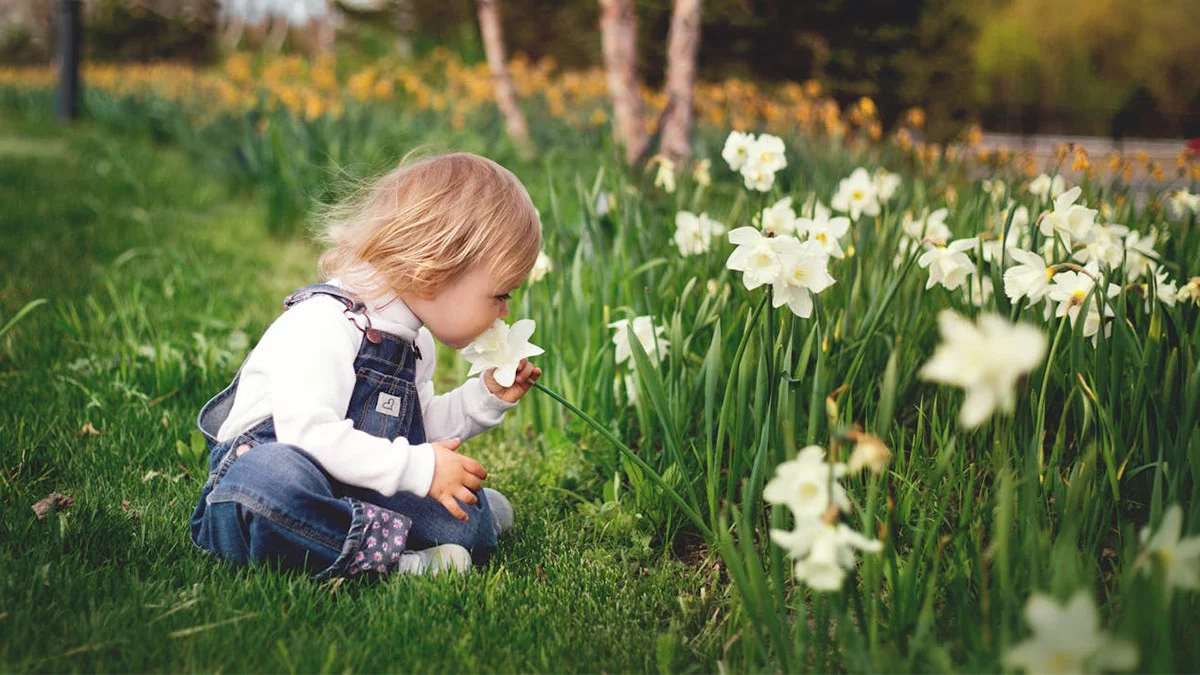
[0,115,729,672]
[4,75,1199,671]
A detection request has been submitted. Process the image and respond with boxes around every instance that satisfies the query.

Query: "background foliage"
[3,0,1198,138]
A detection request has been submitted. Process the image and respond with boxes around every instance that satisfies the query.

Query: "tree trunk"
[221,15,245,51]
[393,0,414,59]
[598,0,648,165]
[265,14,288,52]
[476,0,533,154]
[660,0,701,162]
[313,0,336,55]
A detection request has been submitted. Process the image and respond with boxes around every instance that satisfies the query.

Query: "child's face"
[404,264,515,349]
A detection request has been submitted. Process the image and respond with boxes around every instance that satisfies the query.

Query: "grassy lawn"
[0,115,729,673]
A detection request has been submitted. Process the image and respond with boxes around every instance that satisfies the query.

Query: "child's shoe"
[395,544,472,576]
[484,488,514,536]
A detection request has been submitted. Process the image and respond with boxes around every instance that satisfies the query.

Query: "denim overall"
[189,284,496,579]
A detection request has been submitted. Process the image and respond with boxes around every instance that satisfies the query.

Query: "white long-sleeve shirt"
[214,278,516,497]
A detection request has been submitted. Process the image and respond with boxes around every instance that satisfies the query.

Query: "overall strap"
[284,283,386,345]
[283,283,366,313]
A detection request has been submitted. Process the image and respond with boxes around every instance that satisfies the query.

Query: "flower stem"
[1033,314,1070,477]
[531,381,714,541]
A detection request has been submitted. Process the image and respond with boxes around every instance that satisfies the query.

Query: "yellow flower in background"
[905,107,926,129]
[1072,147,1090,171]
[224,53,253,83]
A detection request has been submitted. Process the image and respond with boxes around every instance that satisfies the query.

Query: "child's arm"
[264,298,439,497]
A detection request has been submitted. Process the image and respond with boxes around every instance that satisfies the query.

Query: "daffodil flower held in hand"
[461,318,545,403]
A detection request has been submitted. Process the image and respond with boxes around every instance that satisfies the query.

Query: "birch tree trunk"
[598,0,648,165]
[476,0,533,154]
[660,0,701,162]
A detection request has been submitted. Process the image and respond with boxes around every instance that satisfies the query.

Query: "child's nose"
[498,302,510,319]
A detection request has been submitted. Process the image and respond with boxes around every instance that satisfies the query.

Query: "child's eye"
[496,293,512,301]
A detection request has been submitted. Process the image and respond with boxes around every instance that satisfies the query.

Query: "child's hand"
[428,438,488,521]
[484,359,542,404]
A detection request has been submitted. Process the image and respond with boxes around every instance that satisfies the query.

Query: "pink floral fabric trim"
[347,506,412,576]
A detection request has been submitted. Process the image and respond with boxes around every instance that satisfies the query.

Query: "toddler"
[189,152,543,579]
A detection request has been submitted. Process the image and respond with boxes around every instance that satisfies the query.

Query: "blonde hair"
[316,151,542,301]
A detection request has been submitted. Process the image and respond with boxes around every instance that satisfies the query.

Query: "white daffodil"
[528,251,553,283]
[608,316,669,368]
[461,318,545,388]
[722,130,755,172]
[760,197,798,236]
[874,169,902,202]
[740,160,776,192]
[1138,504,1200,592]
[771,239,836,318]
[1048,261,1120,339]
[672,211,726,257]
[1178,277,1200,306]
[1123,230,1159,281]
[1165,188,1200,222]
[1004,247,1055,304]
[772,521,883,592]
[614,372,639,406]
[918,238,978,291]
[1003,591,1138,675]
[727,227,790,290]
[831,168,881,221]
[692,158,711,187]
[654,156,677,194]
[981,234,1024,267]
[1074,223,1129,269]
[903,207,952,243]
[595,191,612,217]
[918,310,1047,429]
[846,435,891,475]
[1006,202,1031,234]
[1149,269,1178,309]
[1040,186,1097,247]
[1028,173,1067,199]
[795,208,851,259]
[748,133,787,174]
[763,445,849,521]
[988,203,1032,255]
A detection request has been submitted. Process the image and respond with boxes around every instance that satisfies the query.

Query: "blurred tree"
[477,0,533,153]
[83,0,220,62]
[659,0,701,161]
[973,0,1200,136]
[599,0,649,164]
[894,0,981,139]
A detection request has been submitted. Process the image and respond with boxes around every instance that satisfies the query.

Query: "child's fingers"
[441,496,468,521]
[516,360,536,383]
[456,486,479,506]
[462,456,488,480]
[462,472,484,492]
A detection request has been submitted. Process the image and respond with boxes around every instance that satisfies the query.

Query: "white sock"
[484,488,514,537]
[394,544,472,576]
